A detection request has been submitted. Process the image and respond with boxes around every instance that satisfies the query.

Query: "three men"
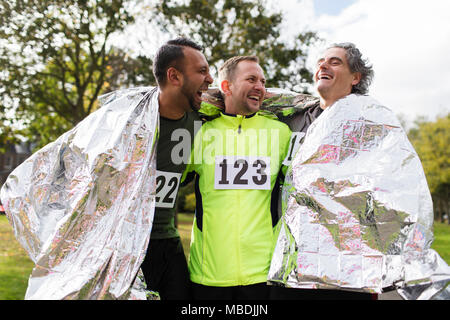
[140,38,213,300]
[1,36,382,300]
[184,56,292,299]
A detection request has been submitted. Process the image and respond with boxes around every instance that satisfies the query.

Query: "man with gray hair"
[275,42,374,163]
[315,42,374,109]
[281,42,374,136]
[269,40,450,301]
[270,42,378,300]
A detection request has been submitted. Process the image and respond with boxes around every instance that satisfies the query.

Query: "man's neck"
[319,98,333,110]
[319,92,351,110]
[224,102,256,116]
[158,89,187,120]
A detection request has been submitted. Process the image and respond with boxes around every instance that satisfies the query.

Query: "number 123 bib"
[214,156,271,190]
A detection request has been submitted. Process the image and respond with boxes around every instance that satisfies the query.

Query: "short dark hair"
[329,42,374,95]
[218,55,259,84]
[153,38,204,87]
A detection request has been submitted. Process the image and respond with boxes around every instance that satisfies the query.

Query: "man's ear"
[220,79,232,96]
[167,67,182,87]
[352,72,362,86]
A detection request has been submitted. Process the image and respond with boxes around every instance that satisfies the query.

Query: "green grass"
[0,213,196,300]
[432,221,450,264]
[1,213,449,300]
[177,212,195,259]
[0,214,34,300]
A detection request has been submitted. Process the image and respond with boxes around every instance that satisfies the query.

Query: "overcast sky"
[272,0,450,125]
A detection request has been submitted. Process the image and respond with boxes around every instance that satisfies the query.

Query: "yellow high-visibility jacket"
[183,112,292,287]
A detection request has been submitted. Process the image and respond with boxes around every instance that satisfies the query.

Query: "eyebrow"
[330,56,344,63]
[317,56,344,64]
[247,74,266,82]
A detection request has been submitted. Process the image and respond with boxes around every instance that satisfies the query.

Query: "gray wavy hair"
[329,42,374,95]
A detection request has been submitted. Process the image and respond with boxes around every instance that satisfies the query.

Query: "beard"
[232,96,260,115]
[180,81,201,112]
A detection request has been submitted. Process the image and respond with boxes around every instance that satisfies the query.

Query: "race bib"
[282,132,305,166]
[155,170,182,208]
[214,156,271,190]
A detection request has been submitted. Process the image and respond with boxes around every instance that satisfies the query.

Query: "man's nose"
[205,73,213,84]
[254,80,265,91]
[318,60,329,70]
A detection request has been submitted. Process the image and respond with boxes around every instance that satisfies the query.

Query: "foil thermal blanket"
[0,87,159,299]
[267,94,450,299]
[2,88,448,300]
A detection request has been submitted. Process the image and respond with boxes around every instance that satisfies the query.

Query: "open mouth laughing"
[247,90,264,104]
[317,73,333,81]
[196,87,209,100]
[248,95,260,102]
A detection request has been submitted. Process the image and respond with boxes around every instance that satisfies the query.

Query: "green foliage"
[408,114,450,221]
[177,180,195,212]
[0,0,155,148]
[1,0,319,149]
[150,0,319,92]
[408,114,449,194]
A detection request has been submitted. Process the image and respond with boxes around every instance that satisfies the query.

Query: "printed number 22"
[155,171,181,208]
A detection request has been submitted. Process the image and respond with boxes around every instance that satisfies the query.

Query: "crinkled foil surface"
[0,87,159,299]
[2,87,448,300]
[268,94,450,299]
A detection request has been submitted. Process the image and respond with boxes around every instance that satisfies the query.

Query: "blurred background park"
[0,0,448,299]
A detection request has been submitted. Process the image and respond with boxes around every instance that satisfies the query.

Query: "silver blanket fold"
[0,87,159,300]
[267,94,450,299]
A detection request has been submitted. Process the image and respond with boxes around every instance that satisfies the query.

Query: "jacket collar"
[221,111,257,118]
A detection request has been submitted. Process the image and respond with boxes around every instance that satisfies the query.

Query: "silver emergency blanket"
[268,94,450,299]
[201,87,319,118]
[0,87,159,299]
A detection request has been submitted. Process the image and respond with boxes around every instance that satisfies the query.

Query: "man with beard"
[140,38,213,300]
[184,56,292,299]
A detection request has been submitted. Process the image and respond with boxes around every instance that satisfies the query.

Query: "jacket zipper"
[237,115,244,134]
[236,119,242,284]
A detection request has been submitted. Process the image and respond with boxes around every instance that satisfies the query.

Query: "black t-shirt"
[151,111,201,239]
[283,101,324,134]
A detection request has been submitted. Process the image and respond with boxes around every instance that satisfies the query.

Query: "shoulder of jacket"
[256,114,291,131]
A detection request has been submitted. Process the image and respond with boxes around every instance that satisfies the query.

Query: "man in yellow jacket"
[184,56,292,299]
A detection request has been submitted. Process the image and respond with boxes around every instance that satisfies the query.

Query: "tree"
[0,0,155,148]
[1,0,320,149]
[144,0,320,213]
[149,0,319,92]
[408,114,450,223]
